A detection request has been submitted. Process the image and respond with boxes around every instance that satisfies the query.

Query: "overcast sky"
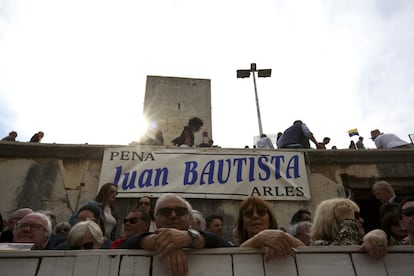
[0,0,413,149]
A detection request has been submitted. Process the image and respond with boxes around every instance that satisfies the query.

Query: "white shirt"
[256,137,274,149]
[103,206,117,239]
[374,133,409,149]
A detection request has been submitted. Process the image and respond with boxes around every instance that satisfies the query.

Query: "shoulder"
[118,232,153,249]
[201,231,235,248]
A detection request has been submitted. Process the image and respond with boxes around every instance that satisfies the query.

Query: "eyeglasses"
[139,202,150,206]
[157,207,188,217]
[242,207,267,218]
[123,217,140,224]
[71,242,95,250]
[16,222,47,232]
[401,207,414,217]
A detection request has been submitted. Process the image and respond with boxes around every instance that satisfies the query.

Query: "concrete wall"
[1,246,413,276]
[143,76,212,146]
[1,142,414,240]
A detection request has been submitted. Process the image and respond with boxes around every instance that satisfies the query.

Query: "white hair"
[191,210,206,230]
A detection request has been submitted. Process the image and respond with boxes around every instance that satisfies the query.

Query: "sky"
[0,0,413,149]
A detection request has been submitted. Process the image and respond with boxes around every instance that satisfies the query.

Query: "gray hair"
[372,180,395,194]
[191,210,206,230]
[8,208,33,221]
[154,193,193,216]
[288,221,312,237]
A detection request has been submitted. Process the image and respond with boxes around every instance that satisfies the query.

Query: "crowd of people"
[1,131,44,143]
[1,179,413,275]
[254,121,413,150]
[2,119,412,150]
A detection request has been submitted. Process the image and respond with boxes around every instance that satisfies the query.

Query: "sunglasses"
[139,202,150,206]
[123,217,140,224]
[401,207,414,217]
[157,207,188,217]
[71,242,95,250]
[242,207,267,218]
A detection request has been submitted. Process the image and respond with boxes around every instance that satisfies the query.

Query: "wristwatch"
[187,228,201,247]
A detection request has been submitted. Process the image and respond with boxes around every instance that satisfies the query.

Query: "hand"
[359,229,388,259]
[154,228,192,257]
[160,248,188,276]
[241,229,303,261]
[334,201,355,221]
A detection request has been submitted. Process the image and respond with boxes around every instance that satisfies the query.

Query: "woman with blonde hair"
[311,197,388,259]
[67,220,104,250]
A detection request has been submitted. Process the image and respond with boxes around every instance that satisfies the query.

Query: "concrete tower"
[143,75,212,146]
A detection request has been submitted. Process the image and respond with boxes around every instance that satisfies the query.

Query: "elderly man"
[399,196,414,245]
[120,193,232,275]
[370,129,414,149]
[12,212,52,250]
[0,208,33,242]
[372,180,399,204]
[111,209,150,249]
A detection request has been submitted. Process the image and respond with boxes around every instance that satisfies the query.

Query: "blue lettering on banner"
[113,166,169,190]
[183,155,301,186]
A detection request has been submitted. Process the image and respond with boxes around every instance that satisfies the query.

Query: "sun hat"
[370,129,383,140]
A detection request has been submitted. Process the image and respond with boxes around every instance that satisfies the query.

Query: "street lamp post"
[237,63,272,136]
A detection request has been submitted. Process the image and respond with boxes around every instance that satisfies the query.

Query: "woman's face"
[108,185,118,202]
[242,204,270,238]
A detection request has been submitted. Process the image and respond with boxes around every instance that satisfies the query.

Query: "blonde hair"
[67,220,103,247]
[311,198,359,242]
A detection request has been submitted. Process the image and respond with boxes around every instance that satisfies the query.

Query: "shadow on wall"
[15,163,57,210]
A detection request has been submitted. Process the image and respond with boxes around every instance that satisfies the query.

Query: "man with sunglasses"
[12,212,52,250]
[399,196,414,245]
[111,209,150,249]
[120,193,232,275]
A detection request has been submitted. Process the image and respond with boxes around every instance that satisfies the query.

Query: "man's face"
[206,218,223,236]
[13,213,48,250]
[296,224,312,246]
[138,197,152,214]
[123,211,149,237]
[400,201,414,234]
[155,197,190,230]
[373,188,391,204]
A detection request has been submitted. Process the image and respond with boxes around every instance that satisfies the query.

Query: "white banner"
[99,146,311,201]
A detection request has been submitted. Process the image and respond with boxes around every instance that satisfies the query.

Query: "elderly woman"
[310,198,388,259]
[67,221,104,250]
[237,196,304,261]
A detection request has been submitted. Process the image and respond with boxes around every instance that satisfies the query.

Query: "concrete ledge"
[2,142,414,164]
[0,246,413,276]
